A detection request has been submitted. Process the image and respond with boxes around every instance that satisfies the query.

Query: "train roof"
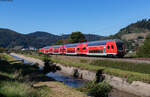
[53,45,61,48]
[65,43,81,47]
[43,46,51,49]
[87,39,123,46]
[41,39,123,48]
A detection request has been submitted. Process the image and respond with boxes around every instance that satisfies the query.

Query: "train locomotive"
[38,39,125,57]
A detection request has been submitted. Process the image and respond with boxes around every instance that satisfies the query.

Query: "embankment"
[11,53,150,97]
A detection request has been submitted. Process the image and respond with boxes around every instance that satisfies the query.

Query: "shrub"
[137,34,150,57]
[78,81,112,97]
[89,81,112,97]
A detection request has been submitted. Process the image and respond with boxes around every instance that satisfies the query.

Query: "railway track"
[51,55,150,64]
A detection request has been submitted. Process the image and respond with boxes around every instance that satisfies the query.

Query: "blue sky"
[0,0,150,36]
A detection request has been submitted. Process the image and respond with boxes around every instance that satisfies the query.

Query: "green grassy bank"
[21,53,150,83]
[0,53,88,97]
[0,53,52,97]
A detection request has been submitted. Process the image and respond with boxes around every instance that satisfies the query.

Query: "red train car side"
[38,39,125,57]
[59,45,66,54]
[76,43,87,55]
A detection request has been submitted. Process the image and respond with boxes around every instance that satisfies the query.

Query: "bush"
[78,81,112,97]
[89,81,112,97]
[137,34,150,57]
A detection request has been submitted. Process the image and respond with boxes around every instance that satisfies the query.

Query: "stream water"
[10,54,141,97]
[10,54,86,88]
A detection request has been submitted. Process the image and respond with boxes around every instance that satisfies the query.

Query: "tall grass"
[0,54,52,97]
[90,60,150,74]
[0,81,51,97]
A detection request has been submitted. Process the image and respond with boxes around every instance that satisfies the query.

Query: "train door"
[77,44,87,54]
[81,44,87,54]
[106,42,114,54]
[77,47,82,54]
[106,41,117,56]
[82,46,87,54]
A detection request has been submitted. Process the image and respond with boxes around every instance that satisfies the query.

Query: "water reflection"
[10,54,86,88]
[46,72,85,88]
[10,54,32,64]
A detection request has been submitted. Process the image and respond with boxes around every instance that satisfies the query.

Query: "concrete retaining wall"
[56,63,150,97]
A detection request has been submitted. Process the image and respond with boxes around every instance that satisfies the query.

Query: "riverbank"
[0,53,88,97]
[11,53,150,97]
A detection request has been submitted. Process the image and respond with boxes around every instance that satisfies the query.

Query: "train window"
[89,50,103,53]
[54,51,59,53]
[107,45,110,49]
[77,48,79,50]
[111,45,114,49]
[82,47,86,50]
[67,50,75,53]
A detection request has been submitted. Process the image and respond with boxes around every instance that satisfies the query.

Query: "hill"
[0,28,103,49]
[2,19,150,50]
[62,34,103,42]
[0,28,24,48]
[106,19,150,51]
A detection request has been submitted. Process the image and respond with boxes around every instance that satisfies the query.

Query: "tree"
[43,54,61,74]
[55,38,73,45]
[137,34,150,57]
[69,31,87,43]
[55,31,87,45]
[55,40,63,45]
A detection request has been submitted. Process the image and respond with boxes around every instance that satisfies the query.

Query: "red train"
[38,39,125,57]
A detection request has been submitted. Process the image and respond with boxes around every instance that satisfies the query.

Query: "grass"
[0,53,52,97]
[0,53,88,97]
[52,56,150,83]
[91,59,150,74]
[20,53,150,83]
[0,81,49,97]
[78,80,112,97]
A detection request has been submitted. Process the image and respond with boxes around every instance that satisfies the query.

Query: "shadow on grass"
[0,75,12,81]
[0,58,56,97]
[0,59,55,82]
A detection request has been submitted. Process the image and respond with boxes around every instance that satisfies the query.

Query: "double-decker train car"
[59,45,66,54]
[38,46,49,54]
[38,39,125,57]
[53,45,61,54]
[65,43,80,55]
[76,43,87,55]
[38,48,45,53]
[48,47,53,54]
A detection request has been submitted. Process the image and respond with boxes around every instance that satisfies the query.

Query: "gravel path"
[10,53,44,66]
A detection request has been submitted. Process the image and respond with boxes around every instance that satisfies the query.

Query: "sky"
[0,0,150,36]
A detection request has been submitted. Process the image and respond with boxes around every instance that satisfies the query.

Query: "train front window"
[111,45,114,49]
[116,43,123,50]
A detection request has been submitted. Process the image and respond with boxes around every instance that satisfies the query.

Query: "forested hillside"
[0,28,103,48]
